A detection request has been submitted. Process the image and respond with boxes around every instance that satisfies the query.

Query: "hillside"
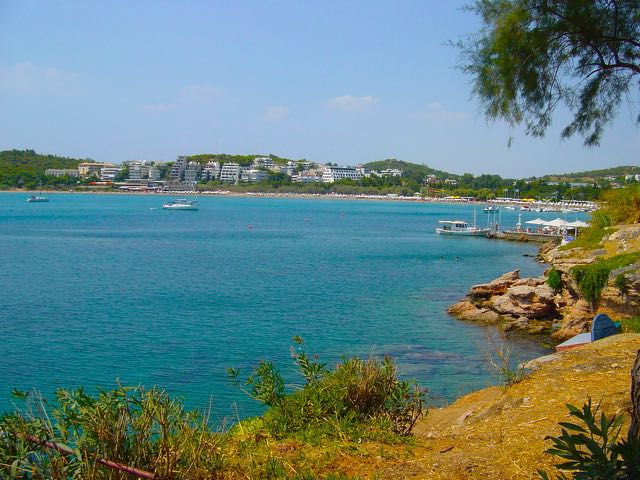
[544,165,640,181]
[364,158,456,179]
[0,149,84,173]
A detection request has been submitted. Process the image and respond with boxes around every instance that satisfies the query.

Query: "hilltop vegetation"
[0,149,87,189]
[364,158,454,180]
[544,165,640,181]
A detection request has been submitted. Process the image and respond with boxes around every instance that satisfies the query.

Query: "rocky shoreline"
[447,224,640,341]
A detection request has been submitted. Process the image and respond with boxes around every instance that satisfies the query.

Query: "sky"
[0,1,638,178]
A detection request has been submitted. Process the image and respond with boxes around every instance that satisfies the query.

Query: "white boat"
[504,205,516,210]
[162,199,198,210]
[27,195,49,203]
[435,220,490,236]
[483,205,500,213]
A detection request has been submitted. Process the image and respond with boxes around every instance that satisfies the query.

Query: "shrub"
[538,399,640,480]
[229,337,427,441]
[571,253,640,311]
[547,269,563,293]
[615,273,630,296]
[0,386,224,479]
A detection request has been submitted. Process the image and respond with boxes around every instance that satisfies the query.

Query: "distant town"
[43,155,640,191]
[2,149,639,203]
[44,156,409,190]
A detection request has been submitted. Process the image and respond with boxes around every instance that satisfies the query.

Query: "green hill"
[0,149,88,188]
[544,165,640,180]
[364,159,456,180]
[0,149,83,173]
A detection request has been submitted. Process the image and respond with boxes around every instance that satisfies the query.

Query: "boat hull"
[27,197,49,203]
[163,204,198,210]
[435,228,489,236]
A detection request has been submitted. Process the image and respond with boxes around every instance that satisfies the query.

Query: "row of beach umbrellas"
[524,218,590,228]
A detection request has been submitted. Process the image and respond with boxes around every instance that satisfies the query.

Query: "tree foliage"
[461,0,640,146]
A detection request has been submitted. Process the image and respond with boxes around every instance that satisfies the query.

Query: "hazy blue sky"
[1,1,638,177]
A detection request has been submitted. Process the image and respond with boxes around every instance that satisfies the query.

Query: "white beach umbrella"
[544,218,570,227]
[525,218,547,225]
[566,220,590,228]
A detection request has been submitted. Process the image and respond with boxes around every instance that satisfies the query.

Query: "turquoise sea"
[0,193,587,417]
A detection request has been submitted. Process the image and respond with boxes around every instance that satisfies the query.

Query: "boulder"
[553,300,593,340]
[447,301,501,324]
[469,270,520,299]
[490,283,557,320]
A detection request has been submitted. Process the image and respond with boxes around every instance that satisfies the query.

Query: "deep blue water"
[0,193,586,417]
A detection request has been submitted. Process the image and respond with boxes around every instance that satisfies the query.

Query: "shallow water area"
[0,193,586,416]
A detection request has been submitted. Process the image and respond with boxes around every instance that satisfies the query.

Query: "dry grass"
[294,334,639,479]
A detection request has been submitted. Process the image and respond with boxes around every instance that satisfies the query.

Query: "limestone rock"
[468,270,520,299]
[447,301,501,324]
[553,300,593,340]
[490,283,556,320]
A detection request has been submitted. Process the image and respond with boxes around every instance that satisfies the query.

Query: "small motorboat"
[27,195,49,203]
[162,199,198,210]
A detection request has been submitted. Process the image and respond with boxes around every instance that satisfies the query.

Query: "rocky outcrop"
[449,223,640,340]
[490,283,556,319]
[553,299,593,340]
[446,301,501,323]
[468,270,521,299]
[448,271,558,334]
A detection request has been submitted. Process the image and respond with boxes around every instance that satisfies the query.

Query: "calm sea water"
[0,193,585,417]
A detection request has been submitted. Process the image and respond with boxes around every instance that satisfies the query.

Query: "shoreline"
[6,188,494,206]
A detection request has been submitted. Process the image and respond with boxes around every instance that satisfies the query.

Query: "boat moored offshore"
[435,220,490,236]
[27,195,49,203]
[162,199,199,210]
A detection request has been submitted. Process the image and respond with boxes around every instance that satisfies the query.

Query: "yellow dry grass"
[310,334,639,479]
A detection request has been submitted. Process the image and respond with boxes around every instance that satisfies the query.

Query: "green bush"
[0,386,224,479]
[615,273,630,296]
[539,399,640,480]
[229,337,427,442]
[571,253,640,310]
[547,269,563,293]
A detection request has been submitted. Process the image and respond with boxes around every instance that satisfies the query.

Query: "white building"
[127,161,150,182]
[100,166,122,181]
[184,162,202,183]
[168,156,188,182]
[253,156,276,170]
[380,168,403,177]
[293,173,323,183]
[220,163,241,183]
[45,169,79,178]
[355,165,372,177]
[202,161,221,181]
[322,166,363,183]
[148,168,162,181]
[241,168,268,182]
